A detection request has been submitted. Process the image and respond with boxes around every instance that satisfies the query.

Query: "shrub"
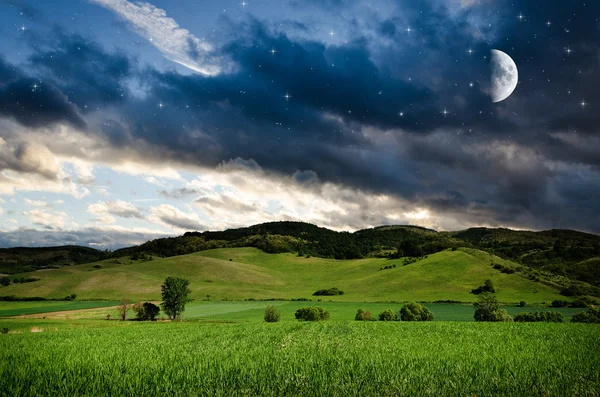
[93,265,102,269]
[400,302,434,321]
[312,288,344,296]
[0,327,8,334]
[514,311,565,323]
[473,292,513,322]
[551,300,569,308]
[264,305,280,322]
[134,302,160,321]
[295,307,330,321]
[0,277,10,287]
[378,309,397,322]
[519,301,526,307]
[571,308,600,323]
[569,300,588,308]
[355,309,373,321]
[471,279,495,295]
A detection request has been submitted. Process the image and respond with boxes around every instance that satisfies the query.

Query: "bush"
[519,301,526,307]
[355,309,373,321]
[551,300,569,308]
[264,305,280,322]
[295,307,330,321]
[400,302,434,321]
[134,302,160,321]
[0,277,10,287]
[93,265,102,269]
[0,327,8,334]
[571,308,600,323]
[378,309,397,321]
[569,300,588,308]
[312,288,344,296]
[514,311,565,323]
[473,292,513,322]
[471,279,495,295]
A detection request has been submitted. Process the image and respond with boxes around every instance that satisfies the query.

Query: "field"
[0,247,568,303]
[1,300,586,323]
[0,320,598,396]
[0,301,118,317]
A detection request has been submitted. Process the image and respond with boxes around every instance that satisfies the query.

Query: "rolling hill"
[0,247,570,303]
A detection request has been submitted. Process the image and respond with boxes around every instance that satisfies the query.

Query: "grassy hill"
[0,246,109,274]
[0,247,568,303]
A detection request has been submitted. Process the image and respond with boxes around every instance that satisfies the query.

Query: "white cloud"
[24,198,49,207]
[148,204,203,231]
[88,200,144,222]
[90,0,222,75]
[23,209,69,229]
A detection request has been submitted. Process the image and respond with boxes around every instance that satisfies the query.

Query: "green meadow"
[1,320,599,396]
[1,247,567,303]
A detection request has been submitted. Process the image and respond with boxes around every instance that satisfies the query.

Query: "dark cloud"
[0,57,85,129]
[2,0,600,235]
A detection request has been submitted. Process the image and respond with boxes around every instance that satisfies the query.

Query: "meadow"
[4,300,583,322]
[0,320,598,396]
[0,247,568,304]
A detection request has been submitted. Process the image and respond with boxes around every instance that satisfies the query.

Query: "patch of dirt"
[12,305,119,320]
[30,326,44,333]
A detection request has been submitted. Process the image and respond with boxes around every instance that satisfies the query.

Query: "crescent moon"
[490,49,518,103]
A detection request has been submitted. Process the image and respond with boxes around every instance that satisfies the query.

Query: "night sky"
[0,0,599,249]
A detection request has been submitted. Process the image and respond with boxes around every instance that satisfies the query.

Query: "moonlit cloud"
[89,0,222,75]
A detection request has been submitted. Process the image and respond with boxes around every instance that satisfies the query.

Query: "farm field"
[0,301,118,318]
[0,320,598,396]
[0,247,568,304]
[0,301,586,322]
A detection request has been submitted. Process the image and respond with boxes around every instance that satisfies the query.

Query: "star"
[467,48,473,55]
[19,25,26,32]
[565,46,573,55]
[406,27,412,33]
[329,30,334,37]
[517,13,525,21]
[283,92,292,101]
[241,1,247,6]
[158,102,165,109]
[270,48,276,55]
[546,20,552,27]
[579,99,587,109]
[442,109,449,117]
[399,112,404,117]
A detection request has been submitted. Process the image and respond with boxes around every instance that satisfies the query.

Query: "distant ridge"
[1,221,599,287]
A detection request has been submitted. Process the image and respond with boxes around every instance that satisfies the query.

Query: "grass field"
[0,320,598,396]
[0,247,567,303]
[0,301,118,317]
[0,300,586,323]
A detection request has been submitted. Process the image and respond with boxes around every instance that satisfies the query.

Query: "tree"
[400,302,434,321]
[264,305,280,322]
[133,302,160,321]
[0,277,10,287]
[571,307,600,323]
[295,307,330,321]
[355,308,373,321]
[161,277,193,320]
[471,279,496,295]
[378,309,397,321]
[118,298,131,321]
[473,292,512,322]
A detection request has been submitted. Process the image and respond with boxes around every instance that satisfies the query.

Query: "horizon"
[2,219,599,251]
[1,0,599,250]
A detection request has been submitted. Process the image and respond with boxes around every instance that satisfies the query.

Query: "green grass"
[0,320,598,396]
[0,301,118,317]
[4,300,585,323]
[0,248,566,303]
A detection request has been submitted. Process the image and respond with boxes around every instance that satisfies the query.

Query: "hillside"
[0,247,568,303]
[2,222,600,291]
[0,246,109,275]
